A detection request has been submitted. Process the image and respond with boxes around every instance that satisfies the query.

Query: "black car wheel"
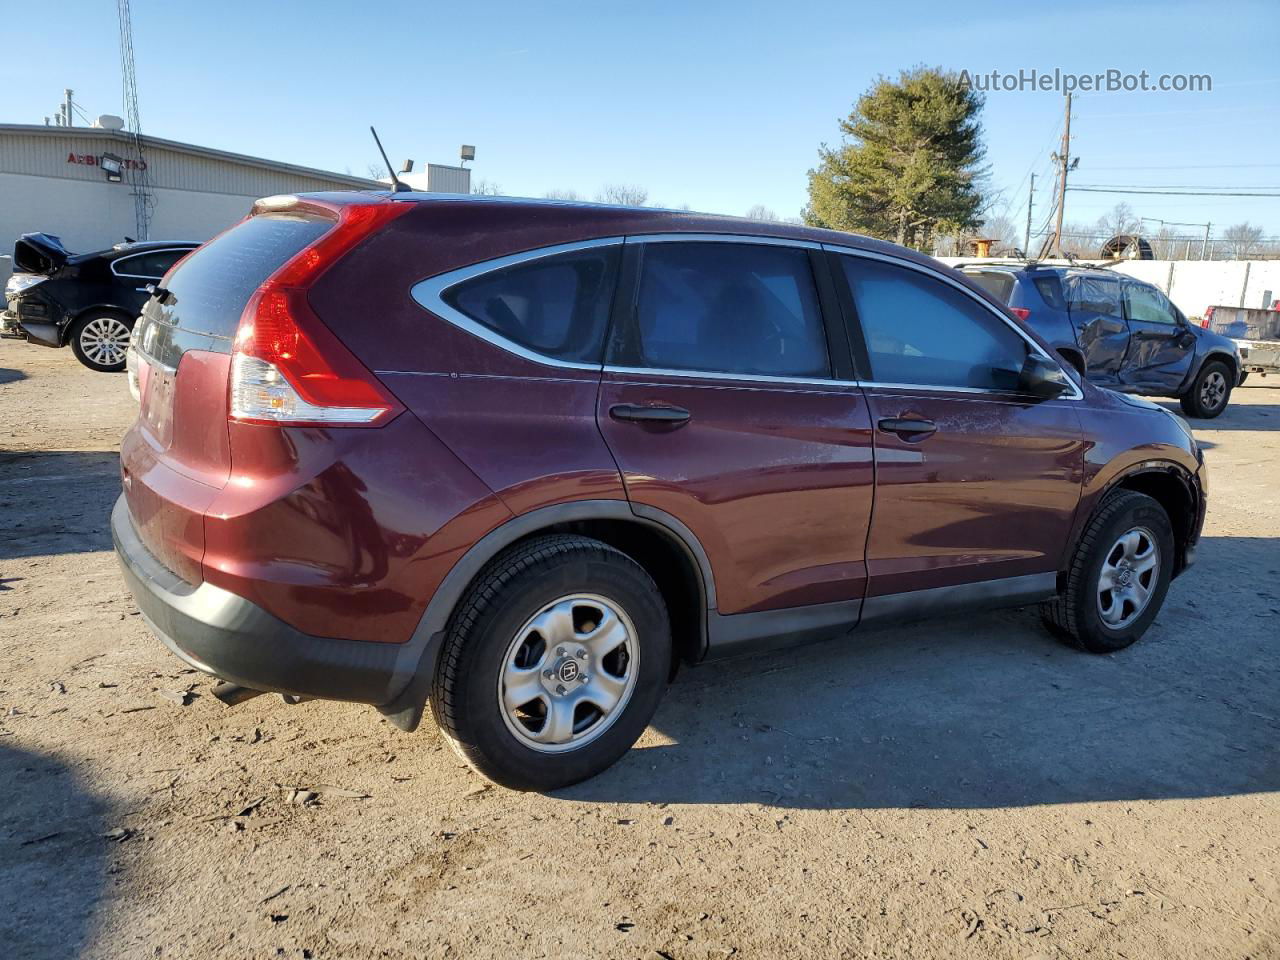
[1041,490,1174,653]
[70,312,133,373]
[430,535,671,790]
[1179,359,1233,419]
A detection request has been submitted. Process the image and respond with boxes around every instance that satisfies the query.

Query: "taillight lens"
[1009,307,1031,321]
[229,201,408,427]
[1200,306,1214,329]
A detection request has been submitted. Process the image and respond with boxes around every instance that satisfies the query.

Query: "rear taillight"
[229,201,408,427]
[1009,307,1031,321]
[1200,306,1214,329]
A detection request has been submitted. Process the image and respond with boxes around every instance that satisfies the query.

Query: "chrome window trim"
[822,243,1084,401]
[603,364,859,389]
[410,236,625,372]
[624,232,821,250]
[109,247,193,281]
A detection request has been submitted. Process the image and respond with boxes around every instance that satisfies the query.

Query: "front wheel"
[430,535,671,790]
[1041,490,1174,653]
[1179,360,1232,418]
[69,312,133,372]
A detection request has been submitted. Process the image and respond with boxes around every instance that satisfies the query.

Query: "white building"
[0,121,467,280]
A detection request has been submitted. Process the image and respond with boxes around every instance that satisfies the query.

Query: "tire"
[1238,371,1249,386]
[430,534,671,790]
[1178,359,1232,418]
[1041,490,1174,654]
[69,312,133,372]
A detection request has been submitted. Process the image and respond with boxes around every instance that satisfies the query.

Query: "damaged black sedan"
[3,234,196,372]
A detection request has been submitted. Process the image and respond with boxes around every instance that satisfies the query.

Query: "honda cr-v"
[114,193,1207,789]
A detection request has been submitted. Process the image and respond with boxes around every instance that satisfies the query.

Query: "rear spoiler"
[13,233,72,275]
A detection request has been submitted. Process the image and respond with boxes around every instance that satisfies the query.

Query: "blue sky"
[7,0,1278,243]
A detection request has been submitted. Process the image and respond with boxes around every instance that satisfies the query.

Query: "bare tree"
[1058,221,1102,257]
[367,160,389,180]
[1095,202,1141,240]
[1222,222,1264,259]
[978,213,1020,254]
[595,184,648,207]
[745,204,779,222]
[471,179,504,196]
[544,189,585,201]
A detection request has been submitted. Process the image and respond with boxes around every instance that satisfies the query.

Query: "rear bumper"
[111,494,416,705]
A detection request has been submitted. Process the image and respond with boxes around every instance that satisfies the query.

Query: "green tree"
[804,67,988,249]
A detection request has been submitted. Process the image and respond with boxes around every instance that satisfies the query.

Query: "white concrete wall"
[0,172,256,282]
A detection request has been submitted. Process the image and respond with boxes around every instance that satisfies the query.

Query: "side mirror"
[1020,353,1072,399]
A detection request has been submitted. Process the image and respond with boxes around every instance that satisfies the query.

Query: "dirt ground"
[1,340,1277,960]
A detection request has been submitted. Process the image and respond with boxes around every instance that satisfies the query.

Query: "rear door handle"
[609,403,691,425]
[878,417,937,440]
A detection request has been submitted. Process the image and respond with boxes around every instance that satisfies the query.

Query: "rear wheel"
[69,312,133,372]
[1179,359,1232,418]
[1041,490,1174,653]
[430,535,671,790]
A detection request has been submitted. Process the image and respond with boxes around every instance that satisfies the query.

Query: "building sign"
[66,152,147,171]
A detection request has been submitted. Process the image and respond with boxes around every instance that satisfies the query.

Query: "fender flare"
[377,499,716,731]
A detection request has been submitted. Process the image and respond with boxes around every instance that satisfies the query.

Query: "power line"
[1068,187,1280,197]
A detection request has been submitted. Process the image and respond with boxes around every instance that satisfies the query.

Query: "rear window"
[964,270,1015,303]
[155,215,331,339]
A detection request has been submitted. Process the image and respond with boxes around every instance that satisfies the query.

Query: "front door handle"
[878,417,937,440]
[609,403,692,425]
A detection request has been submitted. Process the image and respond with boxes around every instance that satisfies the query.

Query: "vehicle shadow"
[0,451,119,559]
[566,534,1280,810]
[0,743,111,959]
[0,367,28,386]
[1155,399,1280,431]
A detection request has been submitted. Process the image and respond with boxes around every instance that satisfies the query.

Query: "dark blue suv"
[960,264,1241,418]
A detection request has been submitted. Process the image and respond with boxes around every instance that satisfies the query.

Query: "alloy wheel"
[79,316,132,368]
[1199,369,1228,412]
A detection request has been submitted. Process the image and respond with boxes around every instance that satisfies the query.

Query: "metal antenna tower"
[117,0,152,239]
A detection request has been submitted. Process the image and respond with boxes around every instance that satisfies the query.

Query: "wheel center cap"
[557,659,581,683]
[1116,567,1133,587]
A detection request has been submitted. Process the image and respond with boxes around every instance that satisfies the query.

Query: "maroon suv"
[114,193,1207,789]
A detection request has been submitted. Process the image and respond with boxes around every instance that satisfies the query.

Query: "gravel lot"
[1,340,1277,960]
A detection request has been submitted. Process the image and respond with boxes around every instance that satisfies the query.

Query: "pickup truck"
[1202,305,1280,384]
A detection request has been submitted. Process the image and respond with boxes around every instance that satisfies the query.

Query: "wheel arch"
[378,500,715,731]
[1198,348,1239,383]
[1101,462,1199,579]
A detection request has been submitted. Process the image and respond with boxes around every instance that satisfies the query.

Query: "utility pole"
[1051,92,1072,258]
[1024,172,1035,257]
[1202,222,1211,260]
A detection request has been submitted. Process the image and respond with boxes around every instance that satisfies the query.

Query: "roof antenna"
[370,126,410,193]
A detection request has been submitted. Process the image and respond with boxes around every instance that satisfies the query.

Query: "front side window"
[611,242,829,378]
[445,247,619,364]
[841,256,1029,391]
[1124,283,1178,325]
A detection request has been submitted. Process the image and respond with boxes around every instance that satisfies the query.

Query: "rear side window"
[156,215,331,338]
[445,247,619,364]
[841,256,1029,391]
[610,242,829,378]
[964,270,1015,303]
[1032,274,1066,310]
[113,249,188,280]
[1064,274,1122,320]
